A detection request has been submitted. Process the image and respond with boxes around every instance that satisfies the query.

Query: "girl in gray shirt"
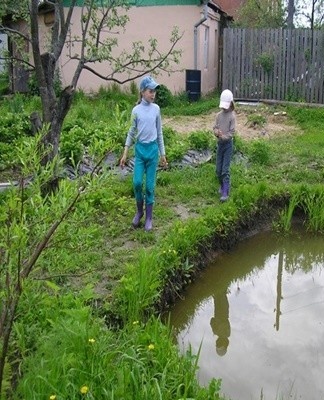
[213,89,236,202]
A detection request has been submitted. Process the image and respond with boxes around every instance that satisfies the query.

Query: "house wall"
[57,5,220,95]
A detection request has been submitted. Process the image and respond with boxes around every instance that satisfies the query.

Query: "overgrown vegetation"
[1,87,324,399]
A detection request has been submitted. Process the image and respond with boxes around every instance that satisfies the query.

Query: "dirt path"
[163,106,301,140]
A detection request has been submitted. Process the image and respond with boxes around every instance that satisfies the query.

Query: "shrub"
[246,113,267,128]
[60,126,85,164]
[249,139,271,165]
[155,84,173,108]
[188,130,213,150]
[0,71,10,95]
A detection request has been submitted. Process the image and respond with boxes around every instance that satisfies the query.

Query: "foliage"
[0,0,183,191]
[0,128,105,395]
[246,113,267,127]
[295,0,324,28]
[188,130,214,150]
[162,126,189,162]
[16,308,221,399]
[233,0,285,28]
[1,92,324,398]
[0,109,34,168]
[28,69,62,97]
[0,72,9,95]
[248,139,272,165]
[155,84,174,108]
[163,93,218,117]
[255,52,275,73]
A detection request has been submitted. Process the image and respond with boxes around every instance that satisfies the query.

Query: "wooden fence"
[222,28,324,104]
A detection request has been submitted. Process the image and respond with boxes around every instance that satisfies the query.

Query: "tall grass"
[302,186,324,232]
[15,291,220,400]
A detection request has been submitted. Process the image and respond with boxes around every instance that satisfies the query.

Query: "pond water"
[168,226,324,400]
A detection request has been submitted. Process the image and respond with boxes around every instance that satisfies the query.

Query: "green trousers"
[133,141,159,205]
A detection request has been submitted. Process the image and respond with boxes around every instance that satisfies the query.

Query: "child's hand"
[160,156,168,169]
[120,147,128,169]
[214,128,223,138]
[120,155,127,169]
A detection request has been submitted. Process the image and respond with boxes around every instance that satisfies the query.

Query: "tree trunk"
[40,85,75,195]
[287,0,295,28]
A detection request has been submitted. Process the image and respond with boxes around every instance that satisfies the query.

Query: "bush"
[188,130,213,150]
[249,139,272,165]
[0,71,10,95]
[155,84,173,108]
[246,113,267,128]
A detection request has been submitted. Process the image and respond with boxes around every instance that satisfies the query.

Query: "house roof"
[212,0,245,18]
[208,0,234,21]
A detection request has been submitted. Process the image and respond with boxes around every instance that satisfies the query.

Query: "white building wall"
[57,5,220,95]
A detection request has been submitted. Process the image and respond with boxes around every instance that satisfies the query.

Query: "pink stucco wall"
[57,5,220,95]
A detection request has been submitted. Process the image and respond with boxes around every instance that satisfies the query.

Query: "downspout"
[194,1,208,70]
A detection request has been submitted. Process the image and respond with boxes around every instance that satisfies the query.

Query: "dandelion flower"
[148,344,155,350]
[49,395,57,400]
[88,338,95,343]
[80,385,89,394]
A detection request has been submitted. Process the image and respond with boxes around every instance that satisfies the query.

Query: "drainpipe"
[194,1,208,70]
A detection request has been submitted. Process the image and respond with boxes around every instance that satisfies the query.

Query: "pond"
[168,225,324,400]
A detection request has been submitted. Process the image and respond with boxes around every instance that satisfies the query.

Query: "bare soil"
[163,106,301,140]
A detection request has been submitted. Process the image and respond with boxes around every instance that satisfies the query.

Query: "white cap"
[219,89,234,109]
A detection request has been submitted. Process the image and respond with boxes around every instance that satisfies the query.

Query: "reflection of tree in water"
[281,231,324,273]
[171,226,324,352]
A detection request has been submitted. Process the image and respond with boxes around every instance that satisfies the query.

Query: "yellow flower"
[148,344,155,350]
[88,338,95,343]
[80,385,89,394]
[132,320,139,325]
[49,396,57,400]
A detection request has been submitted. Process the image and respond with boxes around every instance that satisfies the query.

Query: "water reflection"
[210,289,230,356]
[168,226,324,400]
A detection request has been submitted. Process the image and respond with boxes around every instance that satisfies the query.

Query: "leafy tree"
[297,0,324,29]
[0,0,182,191]
[233,0,285,28]
[0,128,108,396]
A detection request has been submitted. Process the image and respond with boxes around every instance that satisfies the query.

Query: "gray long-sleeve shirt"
[125,99,165,156]
[213,109,236,142]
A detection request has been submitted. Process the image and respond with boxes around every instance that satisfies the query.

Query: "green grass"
[1,90,324,400]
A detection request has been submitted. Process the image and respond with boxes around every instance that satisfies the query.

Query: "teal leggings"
[133,141,159,205]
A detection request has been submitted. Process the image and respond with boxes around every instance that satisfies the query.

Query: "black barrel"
[185,69,201,102]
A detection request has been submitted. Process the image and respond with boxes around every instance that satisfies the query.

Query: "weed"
[246,113,267,128]
[249,139,272,165]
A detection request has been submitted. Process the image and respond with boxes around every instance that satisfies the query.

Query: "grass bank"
[1,90,324,399]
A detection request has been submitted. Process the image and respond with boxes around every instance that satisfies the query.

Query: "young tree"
[233,0,285,28]
[298,0,324,29]
[0,0,182,191]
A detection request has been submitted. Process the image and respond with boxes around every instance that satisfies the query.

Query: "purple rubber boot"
[220,182,230,202]
[144,204,153,232]
[218,182,223,194]
[132,201,144,228]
